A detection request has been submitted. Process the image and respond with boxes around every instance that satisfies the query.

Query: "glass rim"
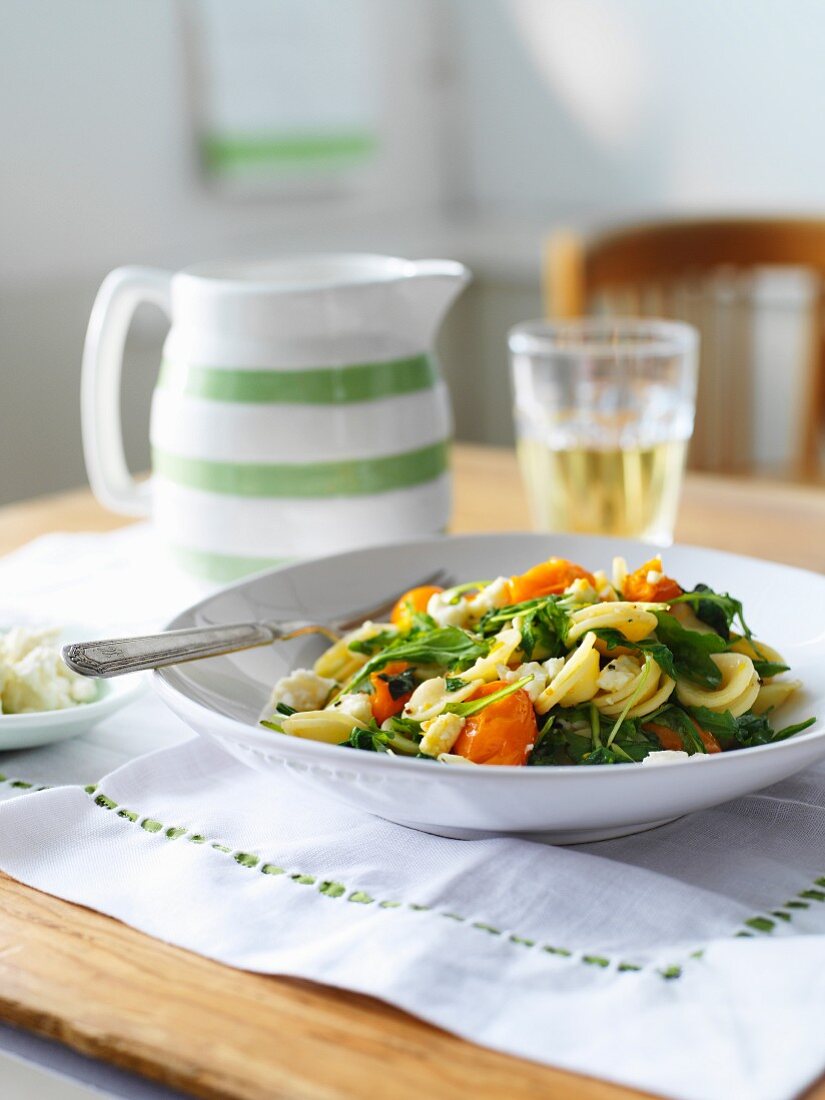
[508,317,698,358]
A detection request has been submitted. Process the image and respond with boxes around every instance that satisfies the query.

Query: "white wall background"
[2,0,825,505]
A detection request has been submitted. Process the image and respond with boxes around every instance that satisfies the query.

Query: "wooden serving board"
[0,444,824,1099]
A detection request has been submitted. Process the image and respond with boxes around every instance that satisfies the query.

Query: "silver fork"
[62,568,454,679]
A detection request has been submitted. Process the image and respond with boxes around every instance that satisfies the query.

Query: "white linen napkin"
[2,527,825,1100]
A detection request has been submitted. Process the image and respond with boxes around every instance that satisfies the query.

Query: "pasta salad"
[261,556,814,766]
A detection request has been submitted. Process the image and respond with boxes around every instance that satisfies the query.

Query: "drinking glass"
[508,318,698,544]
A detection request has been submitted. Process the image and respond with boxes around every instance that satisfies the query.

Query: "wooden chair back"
[544,219,825,477]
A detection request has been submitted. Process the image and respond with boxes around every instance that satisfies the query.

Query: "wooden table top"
[0,444,824,1100]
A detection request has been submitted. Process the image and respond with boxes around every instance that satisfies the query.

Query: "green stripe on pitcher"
[168,546,293,582]
[157,354,437,405]
[152,440,449,498]
[202,131,376,172]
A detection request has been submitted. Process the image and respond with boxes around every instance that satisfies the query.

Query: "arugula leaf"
[346,627,488,692]
[410,610,437,632]
[774,717,817,741]
[672,585,756,642]
[383,714,422,737]
[528,705,659,766]
[344,721,421,755]
[582,746,620,766]
[688,706,816,749]
[447,676,531,718]
[654,611,726,687]
[644,705,707,753]
[445,676,467,693]
[348,628,400,656]
[480,596,568,655]
[345,726,392,752]
[752,660,790,680]
[378,667,416,700]
[480,595,568,660]
[592,628,678,681]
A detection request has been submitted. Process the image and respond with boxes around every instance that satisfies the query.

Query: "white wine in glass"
[509,320,698,545]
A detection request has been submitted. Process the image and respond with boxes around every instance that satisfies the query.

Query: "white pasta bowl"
[153,533,825,843]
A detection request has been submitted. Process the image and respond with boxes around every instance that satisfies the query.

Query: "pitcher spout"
[405,259,472,346]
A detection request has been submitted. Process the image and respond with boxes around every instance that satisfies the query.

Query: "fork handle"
[62,621,286,678]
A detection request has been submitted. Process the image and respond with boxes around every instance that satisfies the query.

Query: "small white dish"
[0,625,144,751]
[153,533,825,843]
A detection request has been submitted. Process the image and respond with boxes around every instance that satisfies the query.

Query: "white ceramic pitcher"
[82,254,470,580]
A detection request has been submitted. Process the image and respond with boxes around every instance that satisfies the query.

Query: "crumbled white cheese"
[612,556,629,594]
[437,752,477,765]
[267,668,335,713]
[0,626,98,714]
[495,661,548,702]
[420,712,466,757]
[597,656,640,693]
[592,571,618,602]
[468,576,512,620]
[542,657,566,681]
[641,750,712,766]
[646,570,664,585]
[564,577,598,604]
[331,692,373,725]
[426,591,472,628]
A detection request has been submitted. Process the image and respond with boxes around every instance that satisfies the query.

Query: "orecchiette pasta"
[593,656,676,718]
[535,632,600,714]
[282,709,369,743]
[728,636,786,672]
[566,601,663,644]
[464,627,522,682]
[403,675,481,722]
[314,621,394,681]
[752,679,801,715]
[675,653,760,716]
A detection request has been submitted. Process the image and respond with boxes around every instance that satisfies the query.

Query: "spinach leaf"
[654,611,726,687]
[275,702,297,717]
[592,628,678,681]
[445,676,467,692]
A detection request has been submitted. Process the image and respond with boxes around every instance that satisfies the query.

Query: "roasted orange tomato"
[644,717,722,755]
[623,558,682,603]
[370,661,414,725]
[390,585,444,631]
[452,681,539,766]
[508,558,595,604]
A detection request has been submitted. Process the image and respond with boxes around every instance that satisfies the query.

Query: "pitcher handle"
[81,266,172,516]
